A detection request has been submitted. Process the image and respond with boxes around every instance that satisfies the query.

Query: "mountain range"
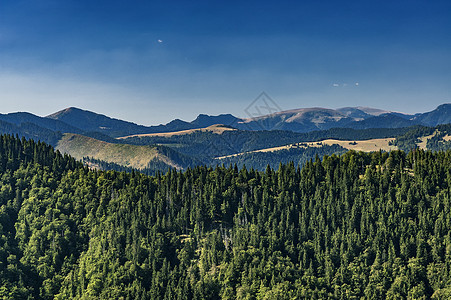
[1,104,449,138]
[45,104,451,135]
[1,104,451,173]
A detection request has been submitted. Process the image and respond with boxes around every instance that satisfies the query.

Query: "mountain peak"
[46,107,83,118]
[191,113,241,128]
[436,103,451,110]
[45,107,149,137]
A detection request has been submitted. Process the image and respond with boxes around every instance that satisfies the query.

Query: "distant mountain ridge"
[2,104,451,174]
[2,104,451,139]
[46,107,154,137]
[0,111,82,134]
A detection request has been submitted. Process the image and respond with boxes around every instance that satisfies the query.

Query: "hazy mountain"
[336,107,372,120]
[235,108,356,132]
[347,114,419,129]
[411,104,451,126]
[353,106,391,116]
[335,106,395,119]
[234,105,448,132]
[3,104,450,140]
[4,103,451,174]
[191,114,242,128]
[0,112,82,133]
[46,107,156,137]
[46,107,207,137]
[160,119,195,132]
[0,119,63,146]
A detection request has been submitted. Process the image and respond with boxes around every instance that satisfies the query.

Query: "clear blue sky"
[1,0,450,125]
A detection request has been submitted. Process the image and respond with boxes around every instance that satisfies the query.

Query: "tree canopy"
[0,134,451,299]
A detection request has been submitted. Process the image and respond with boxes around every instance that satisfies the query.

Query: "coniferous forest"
[2,134,451,299]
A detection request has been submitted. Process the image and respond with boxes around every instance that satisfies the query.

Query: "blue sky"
[1,0,450,125]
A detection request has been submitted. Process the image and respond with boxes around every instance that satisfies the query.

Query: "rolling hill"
[216,138,398,160]
[117,124,236,139]
[56,133,184,170]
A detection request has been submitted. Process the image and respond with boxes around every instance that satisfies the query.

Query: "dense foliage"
[0,121,63,147]
[391,126,435,151]
[83,157,174,176]
[392,124,451,151]
[426,124,451,151]
[214,144,346,171]
[1,135,451,299]
[122,127,413,158]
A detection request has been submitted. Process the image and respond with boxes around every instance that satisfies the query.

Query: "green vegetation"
[122,126,413,157]
[426,124,451,151]
[0,116,427,173]
[83,157,174,176]
[55,133,199,171]
[391,125,434,151]
[1,134,451,298]
[215,144,346,170]
[392,124,451,151]
[120,126,412,170]
[0,120,63,146]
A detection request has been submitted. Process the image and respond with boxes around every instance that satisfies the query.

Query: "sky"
[1,0,451,125]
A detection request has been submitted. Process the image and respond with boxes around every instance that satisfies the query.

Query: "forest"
[1,134,451,299]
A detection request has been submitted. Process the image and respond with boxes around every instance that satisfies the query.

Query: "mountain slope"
[117,124,236,139]
[47,107,157,137]
[44,104,451,136]
[0,119,63,146]
[56,133,184,169]
[347,114,419,129]
[237,107,359,132]
[191,113,242,127]
[412,103,451,126]
[0,112,82,133]
[4,134,451,298]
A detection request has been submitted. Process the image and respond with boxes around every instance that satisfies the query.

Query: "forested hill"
[1,135,451,299]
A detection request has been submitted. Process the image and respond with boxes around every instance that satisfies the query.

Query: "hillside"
[0,104,448,141]
[1,104,451,174]
[47,107,157,137]
[56,133,182,169]
[0,119,63,146]
[2,135,451,298]
[117,124,236,139]
[216,138,397,159]
[0,112,82,134]
[412,103,451,126]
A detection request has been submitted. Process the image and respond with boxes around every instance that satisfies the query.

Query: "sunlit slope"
[56,133,181,169]
[216,138,397,159]
[117,124,236,139]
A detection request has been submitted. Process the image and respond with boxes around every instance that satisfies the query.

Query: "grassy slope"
[56,133,181,169]
[216,138,397,159]
[117,124,236,139]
